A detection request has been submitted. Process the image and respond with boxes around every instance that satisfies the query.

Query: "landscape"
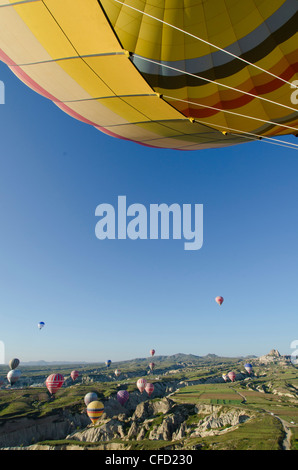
[0,349,297,451]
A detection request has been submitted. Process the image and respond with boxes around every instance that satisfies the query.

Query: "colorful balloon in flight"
[149,362,155,372]
[244,363,253,374]
[215,296,224,306]
[222,374,228,382]
[9,358,20,370]
[228,371,236,382]
[86,400,104,425]
[150,349,155,357]
[71,370,79,381]
[105,360,112,368]
[117,390,129,406]
[114,369,121,378]
[45,373,64,395]
[38,322,45,330]
[84,392,98,407]
[145,383,154,397]
[137,378,147,394]
[7,369,21,386]
[1,3,297,151]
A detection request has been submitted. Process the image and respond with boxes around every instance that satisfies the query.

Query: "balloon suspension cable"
[163,95,298,150]
[113,0,298,90]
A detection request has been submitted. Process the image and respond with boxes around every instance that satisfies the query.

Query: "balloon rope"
[133,54,298,116]
[163,94,298,134]
[162,95,298,150]
[113,0,298,90]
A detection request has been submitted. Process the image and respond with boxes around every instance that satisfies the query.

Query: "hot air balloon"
[149,362,155,372]
[1,2,297,151]
[228,371,236,383]
[38,322,45,330]
[117,390,129,406]
[145,383,154,397]
[150,349,155,357]
[222,374,229,382]
[45,373,64,395]
[86,400,104,425]
[105,360,112,368]
[9,358,20,370]
[7,369,21,386]
[137,378,147,394]
[114,369,121,378]
[84,392,98,407]
[244,363,253,375]
[215,296,224,306]
[71,370,79,381]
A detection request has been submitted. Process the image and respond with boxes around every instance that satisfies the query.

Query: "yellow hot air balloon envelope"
[86,400,104,425]
[0,0,297,150]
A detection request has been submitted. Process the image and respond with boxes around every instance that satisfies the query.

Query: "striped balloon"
[84,392,98,407]
[45,373,64,395]
[87,400,104,425]
[117,390,129,406]
[145,383,154,397]
[137,378,147,393]
[9,358,20,370]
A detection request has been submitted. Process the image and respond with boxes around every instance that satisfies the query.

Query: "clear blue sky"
[0,62,298,364]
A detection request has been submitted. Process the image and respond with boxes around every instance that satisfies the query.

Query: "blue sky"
[0,61,298,364]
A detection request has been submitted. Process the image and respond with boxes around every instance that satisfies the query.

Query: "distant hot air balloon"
[222,374,228,382]
[228,371,236,383]
[86,400,104,425]
[38,322,45,330]
[7,369,21,386]
[244,363,253,374]
[215,296,224,306]
[9,358,20,370]
[150,349,155,357]
[45,373,64,395]
[84,392,98,407]
[149,362,155,372]
[71,370,79,381]
[105,360,112,368]
[145,383,154,397]
[114,369,121,378]
[137,378,147,394]
[117,390,129,406]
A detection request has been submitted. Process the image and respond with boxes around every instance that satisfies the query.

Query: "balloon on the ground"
[84,392,98,407]
[9,358,20,370]
[137,378,147,393]
[0,3,297,151]
[45,373,64,395]
[117,390,129,406]
[86,400,104,425]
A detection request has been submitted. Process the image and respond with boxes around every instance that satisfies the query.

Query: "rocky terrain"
[0,350,296,450]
